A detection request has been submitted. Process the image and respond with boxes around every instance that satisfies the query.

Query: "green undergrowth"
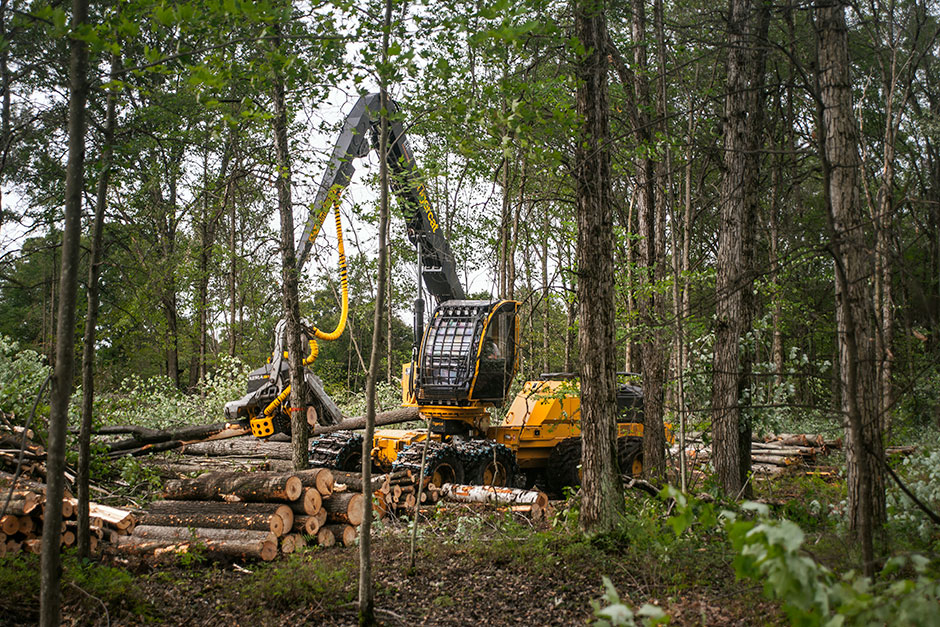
[240,549,356,612]
[0,551,155,622]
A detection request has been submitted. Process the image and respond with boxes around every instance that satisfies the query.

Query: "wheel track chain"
[456,441,520,485]
[309,430,363,469]
[392,440,457,478]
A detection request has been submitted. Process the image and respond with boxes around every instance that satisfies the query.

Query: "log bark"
[143,510,284,536]
[440,484,549,509]
[2,496,40,516]
[114,532,276,561]
[180,438,293,460]
[145,501,292,536]
[329,470,408,492]
[324,523,357,547]
[322,492,364,525]
[107,425,250,455]
[132,524,276,545]
[313,407,418,435]
[163,471,302,503]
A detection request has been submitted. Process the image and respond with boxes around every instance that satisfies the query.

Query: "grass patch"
[243,550,356,611]
[0,551,155,622]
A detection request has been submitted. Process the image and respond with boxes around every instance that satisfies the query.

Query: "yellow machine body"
[371,429,428,471]
[486,380,674,471]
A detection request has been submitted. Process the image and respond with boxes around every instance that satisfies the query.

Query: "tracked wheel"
[547,437,582,494]
[309,431,363,471]
[617,437,643,477]
[393,441,465,487]
[461,442,518,487]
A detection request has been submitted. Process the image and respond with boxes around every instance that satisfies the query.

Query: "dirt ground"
[1,507,780,626]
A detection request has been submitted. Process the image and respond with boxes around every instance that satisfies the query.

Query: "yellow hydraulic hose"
[262,203,348,419]
[310,202,349,341]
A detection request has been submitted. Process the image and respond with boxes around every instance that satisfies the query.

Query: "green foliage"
[332,381,404,416]
[244,551,354,610]
[92,356,250,430]
[591,576,668,627]
[0,552,153,619]
[0,335,50,418]
[887,442,940,546]
[663,487,940,626]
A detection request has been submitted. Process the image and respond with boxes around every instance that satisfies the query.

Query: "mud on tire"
[617,437,643,477]
[547,437,582,494]
[309,431,363,471]
[394,441,465,487]
[461,442,519,487]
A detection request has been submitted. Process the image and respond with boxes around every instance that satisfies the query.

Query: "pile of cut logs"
[0,418,138,557]
[115,467,375,561]
[678,433,843,477]
[0,472,137,556]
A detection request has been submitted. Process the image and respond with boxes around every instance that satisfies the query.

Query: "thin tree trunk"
[78,52,118,559]
[541,201,550,374]
[628,0,666,481]
[360,6,393,622]
[40,0,89,622]
[270,26,308,471]
[574,0,624,535]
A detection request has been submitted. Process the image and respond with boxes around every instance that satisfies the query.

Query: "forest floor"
[0,485,818,626]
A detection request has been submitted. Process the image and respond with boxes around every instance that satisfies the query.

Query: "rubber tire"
[467,444,517,487]
[424,445,465,487]
[547,437,582,494]
[334,434,364,471]
[617,437,643,477]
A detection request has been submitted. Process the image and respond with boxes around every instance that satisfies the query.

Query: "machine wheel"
[309,431,363,471]
[393,441,465,487]
[462,442,518,487]
[547,437,582,494]
[617,437,643,477]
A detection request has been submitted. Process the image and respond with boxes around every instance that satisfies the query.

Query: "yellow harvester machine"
[227,93,669,493]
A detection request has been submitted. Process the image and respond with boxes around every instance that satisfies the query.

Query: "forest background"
[1,0,940,622]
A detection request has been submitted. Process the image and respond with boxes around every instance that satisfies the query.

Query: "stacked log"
[675,432,839,477]
[122,467,388,560]
[365,469,443,517]
[0,474,135,556]
[438,483,549,521]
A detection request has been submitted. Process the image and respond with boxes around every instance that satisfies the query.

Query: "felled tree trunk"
[163,471,302,502]
[142,501,292,537]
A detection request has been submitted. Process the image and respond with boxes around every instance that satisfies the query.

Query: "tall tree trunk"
[542,202,550,374]
[0,0,9,235]
[711,0,768,497]
[40,0,88,622]
[574,0,624,535]
[270,27,308,471]
[159,163,181,387]
[78,52,118,559]
[816,0,884,577]
[629,0,666,481]
[386,227,393,384]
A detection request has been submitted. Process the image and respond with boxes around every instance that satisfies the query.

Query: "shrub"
[0,335,50,419]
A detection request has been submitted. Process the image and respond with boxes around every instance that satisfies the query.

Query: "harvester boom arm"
[295,93,465,304]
